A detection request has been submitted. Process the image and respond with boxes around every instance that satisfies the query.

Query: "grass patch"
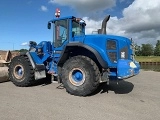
[135,56,160,62]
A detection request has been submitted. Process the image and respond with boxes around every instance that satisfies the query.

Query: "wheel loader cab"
[47,16,86,62]
[48,16,86,48]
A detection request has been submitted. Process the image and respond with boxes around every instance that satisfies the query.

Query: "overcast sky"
[0,0,159,50]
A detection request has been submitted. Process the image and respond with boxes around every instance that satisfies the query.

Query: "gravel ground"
[0,70,160,120]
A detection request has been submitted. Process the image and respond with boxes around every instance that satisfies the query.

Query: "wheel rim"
[13,65,24,80]
[69,68,85,86]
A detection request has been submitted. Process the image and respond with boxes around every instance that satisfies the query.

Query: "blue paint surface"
[72,70,83,82]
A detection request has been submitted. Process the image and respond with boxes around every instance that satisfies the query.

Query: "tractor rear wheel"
[61,55,100,96]
[9,55,35,87]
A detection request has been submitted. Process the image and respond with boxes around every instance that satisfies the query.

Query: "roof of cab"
[48,16,76,23]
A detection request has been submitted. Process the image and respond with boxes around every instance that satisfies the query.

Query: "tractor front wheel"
[9,55,35,87]
[61,56,100,96]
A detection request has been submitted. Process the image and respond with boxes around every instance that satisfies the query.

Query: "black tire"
[61,55,100,96]
[9,55,35,87]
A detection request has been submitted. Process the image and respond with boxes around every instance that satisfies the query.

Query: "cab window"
[72,21,83,36]
[54,19,68,47]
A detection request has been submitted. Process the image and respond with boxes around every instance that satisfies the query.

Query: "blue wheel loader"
[9,15,140,96]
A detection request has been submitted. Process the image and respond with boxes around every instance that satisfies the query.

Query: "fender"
[58,42,108,68]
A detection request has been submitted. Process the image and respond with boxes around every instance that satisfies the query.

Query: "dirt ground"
[0,70,160,120]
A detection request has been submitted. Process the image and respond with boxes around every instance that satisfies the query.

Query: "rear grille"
[107,40,117,63]
[108,52,117,63]
[107,40,116,50]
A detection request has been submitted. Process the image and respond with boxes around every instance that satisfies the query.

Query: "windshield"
[72,21,84,36]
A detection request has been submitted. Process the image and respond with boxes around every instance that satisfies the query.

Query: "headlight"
[129,62,137,68]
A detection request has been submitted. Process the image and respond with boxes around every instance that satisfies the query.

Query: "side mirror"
[47,22,51,29]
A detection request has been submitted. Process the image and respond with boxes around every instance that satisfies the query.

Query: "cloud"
[121,0,160,44]
[82,0,160,45]
[40,5,48,12]
[82,17,102,34]
[122,0,160,33]
[49,0,116,17]
[21,42,28,46]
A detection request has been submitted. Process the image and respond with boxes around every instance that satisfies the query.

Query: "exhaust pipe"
[98,15,110,34]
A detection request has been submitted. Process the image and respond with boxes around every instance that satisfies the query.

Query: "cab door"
[53,19,69,62]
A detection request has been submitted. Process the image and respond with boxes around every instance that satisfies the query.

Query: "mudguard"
[58,42,108,68]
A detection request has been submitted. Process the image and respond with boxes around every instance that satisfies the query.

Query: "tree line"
[135,40,160,56]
